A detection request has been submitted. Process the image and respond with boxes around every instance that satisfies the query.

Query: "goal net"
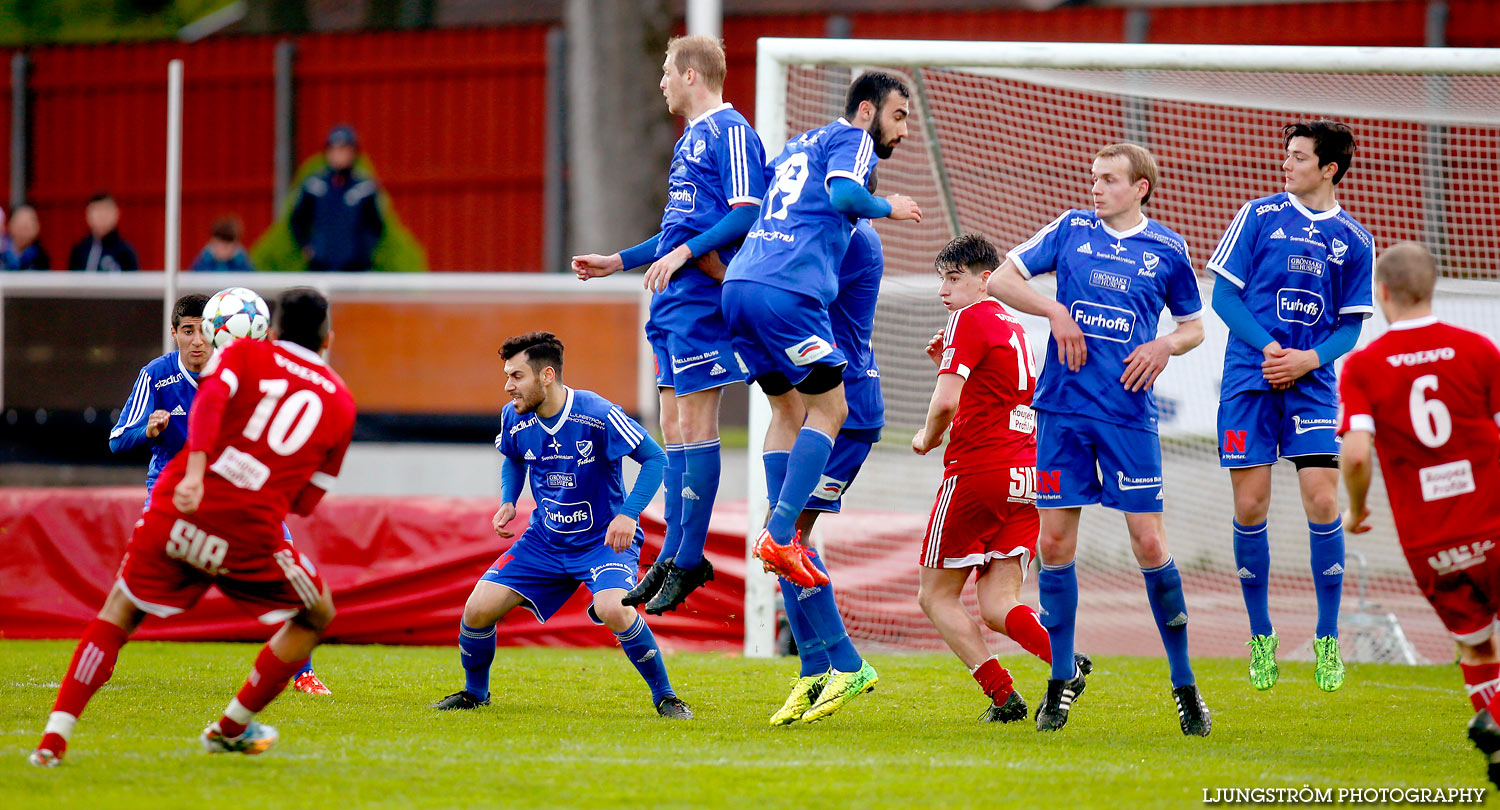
[745,39,1500,664]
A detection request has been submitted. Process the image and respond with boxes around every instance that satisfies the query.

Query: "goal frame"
[742,37,1500,657]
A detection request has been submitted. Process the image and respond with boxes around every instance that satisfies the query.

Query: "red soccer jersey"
[1338,317,1500,554]
[936,297,1038,476]
[151,339,357,542]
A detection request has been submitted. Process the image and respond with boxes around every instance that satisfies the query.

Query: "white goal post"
[743,38,1500,658]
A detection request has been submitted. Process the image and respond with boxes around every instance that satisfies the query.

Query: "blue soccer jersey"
[1207,192,1375,404]
[495,388,652,551]
[652,104,767,320]
[833,219,885,431]
[108,350,200,492]
[724,118,877,306]
[1010,210,1203,430]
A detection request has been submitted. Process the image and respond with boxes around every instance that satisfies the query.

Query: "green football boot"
[1313,635,1345,692]
[800,660,878,723]
[769,672,829,726]
[1246,633,1279,691]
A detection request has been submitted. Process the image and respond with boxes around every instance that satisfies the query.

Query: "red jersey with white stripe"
[1337,317,1500,554]
[936,297,1038,477]
[149,339,356,542]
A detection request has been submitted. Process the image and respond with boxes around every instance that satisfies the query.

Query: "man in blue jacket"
[290,124,384,272]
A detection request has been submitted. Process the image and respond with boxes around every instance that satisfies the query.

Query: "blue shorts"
[804,426,880,513]
[720,280,847,387]
[480,532,641,624]
[646,292,747,395]
[1218,387,1340,467]
[1036,410,1164,513]
[843,369,885,433]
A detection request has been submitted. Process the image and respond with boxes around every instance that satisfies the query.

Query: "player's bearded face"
[867,94,910,160]
[504,361,546,414]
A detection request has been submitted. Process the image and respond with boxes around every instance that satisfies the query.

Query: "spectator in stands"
[69,192,140,272]
[290,124,384,272]
[2,204,51,270]
[190,216,254,272]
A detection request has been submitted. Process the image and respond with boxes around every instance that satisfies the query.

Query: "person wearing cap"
[289,124,384,272]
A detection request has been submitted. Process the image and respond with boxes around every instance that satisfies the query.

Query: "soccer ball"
[203,287,270,350]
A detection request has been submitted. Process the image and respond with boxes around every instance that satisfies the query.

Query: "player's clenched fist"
[571,253,624,281]
[604,514,637,552]
[493,502,518,538]
[145,409,171,438]
[886,194,922,223]
[173,473,204,514]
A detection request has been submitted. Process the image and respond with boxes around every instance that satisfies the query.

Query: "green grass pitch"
[0,641,1485,808]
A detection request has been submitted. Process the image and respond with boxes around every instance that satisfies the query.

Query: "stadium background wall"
[1,0,1497,273]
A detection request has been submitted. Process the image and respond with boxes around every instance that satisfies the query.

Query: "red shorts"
[117,508,326,625]
[1407,537,1500,645]
[920,468,1040,570]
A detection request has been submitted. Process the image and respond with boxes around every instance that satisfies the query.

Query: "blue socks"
[1309,517,1345,639]
[794,552,861,672]
[459,622,497,701]
[1038,561,1078,682]
[766,428,835,544]
[616,614,673,703]
[294,657,313,678]
[673,439,721,569]
[1232,520,1273,637]
[658,444,686,560]
[1141,557,1195,688]
[763,449,789,514]
[780,576,831,675]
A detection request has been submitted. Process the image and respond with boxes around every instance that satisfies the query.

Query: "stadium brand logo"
[1088,269,1130,293]
[1076,242,1094,255]
[155,373,183,389]
[1036,470,1062,494]
[786,335,834,366]
[1292,415,1338,434]
[1330,238,1348,259]
[1070,301,1135,343]
[1223,430,1248,454]
[545,472,576,489]
[1287,256,1325,277]
[1255,201,1290,216]
[812,474,847,501]
[1428,539,1495,575]
[1070,216,1095,228]
[1276,288,1324,325]
[1116,471,1162,491]
[576,441,593,460]
[1386,347,1455,367]
[510,416,537,436]
[542,498,594,533]
[1142,252,1159,271]
[667,182,697,213]
[272,353,337,394]
[746,228,795,244]
[1269,227,1287,240]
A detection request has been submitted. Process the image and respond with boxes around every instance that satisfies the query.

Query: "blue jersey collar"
[687,101,732,129]
[1287,192,1342,221]
[1101,215,1149,240]
[538,387,575,435]
[176,352,200,388]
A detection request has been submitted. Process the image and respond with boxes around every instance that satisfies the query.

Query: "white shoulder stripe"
[122,369,151,428]
[943,307,960,346]
[607,409,643,448]
[729,126,747,202]
[1208,201,1253,269]
[1011,210,1071,259]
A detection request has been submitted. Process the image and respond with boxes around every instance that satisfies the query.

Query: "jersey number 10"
[243,379,324,456]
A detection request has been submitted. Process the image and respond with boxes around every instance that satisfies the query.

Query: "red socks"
[972,657,1015,706]
[1004,604,1052,665]
[1465,662,1500,713]
[218,645,303,738]
[38,619,129,756]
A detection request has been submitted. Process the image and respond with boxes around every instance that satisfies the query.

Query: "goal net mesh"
[778,58,1500,663]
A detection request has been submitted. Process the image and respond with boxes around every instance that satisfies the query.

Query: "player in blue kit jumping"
[987,143,1211,735]
[1207,120,1374,693]
[573,36,768,616]
[110,292,329,695]
[723,71,920,720]
[769,214,887,725]
[432,332,689,719]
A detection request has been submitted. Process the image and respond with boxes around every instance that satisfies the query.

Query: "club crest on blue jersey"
[576,440,593,460]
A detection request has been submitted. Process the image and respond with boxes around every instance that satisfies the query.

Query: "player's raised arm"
[573,233,660,280]
[173,346,240,514]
